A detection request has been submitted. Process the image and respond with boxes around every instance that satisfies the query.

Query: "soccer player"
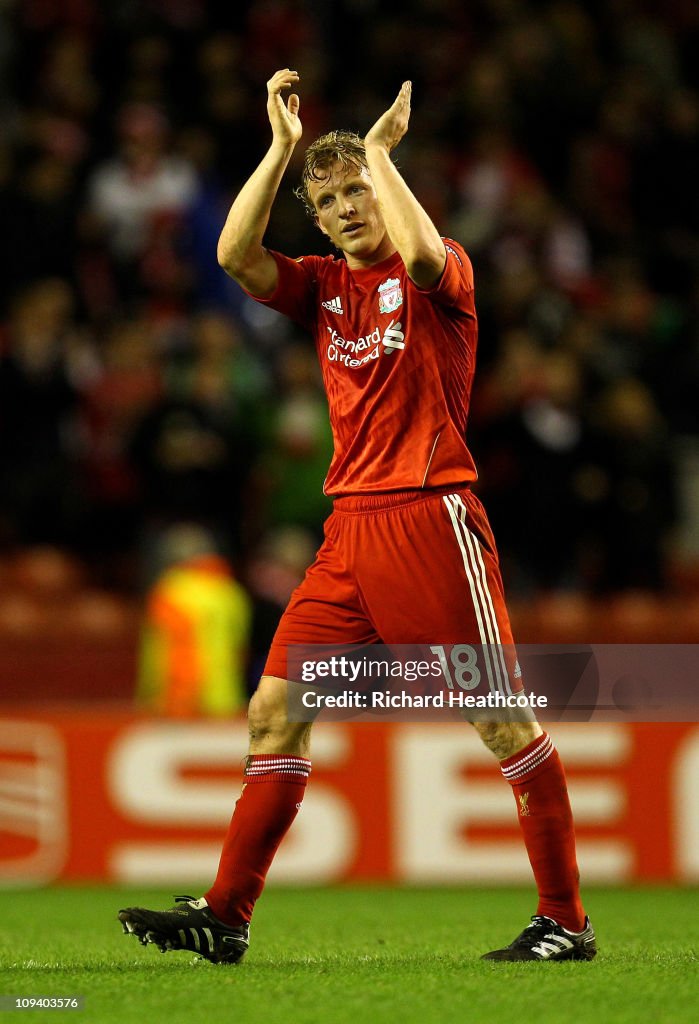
[119,69,596,963]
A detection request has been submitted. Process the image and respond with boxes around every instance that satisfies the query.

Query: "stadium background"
[1,0,699,890]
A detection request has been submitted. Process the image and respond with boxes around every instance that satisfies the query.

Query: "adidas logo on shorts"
[322,296,344,314]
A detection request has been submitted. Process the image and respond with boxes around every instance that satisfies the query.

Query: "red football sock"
[204,754,311,926]
[500,733,585,932]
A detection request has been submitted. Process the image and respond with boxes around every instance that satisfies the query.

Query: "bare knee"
[248,676,312,756]
[471,718,543,761]
[247,677,287,741]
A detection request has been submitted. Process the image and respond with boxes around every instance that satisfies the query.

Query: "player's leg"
[118,675,311,963]
[468,709,593,957]
[443,491,592,956]
[471,717,595,960]
[200,529,378,940]
[203,676,313,926]
[119,522,377,962]
[341,486,594,961]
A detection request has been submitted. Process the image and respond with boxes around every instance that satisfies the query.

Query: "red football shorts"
[264,485,519,696]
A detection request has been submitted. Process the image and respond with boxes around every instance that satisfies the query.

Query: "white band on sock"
[501,734,553,782]
[245,757,312,779]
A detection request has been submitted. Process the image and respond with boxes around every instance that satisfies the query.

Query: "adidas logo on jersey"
[322,296,344,314]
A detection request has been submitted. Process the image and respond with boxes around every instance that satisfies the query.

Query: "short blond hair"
[294,130,368,217]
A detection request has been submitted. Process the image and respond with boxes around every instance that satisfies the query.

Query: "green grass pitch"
[0,886,696,1023]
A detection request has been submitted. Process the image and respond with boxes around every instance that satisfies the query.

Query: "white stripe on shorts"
[452,494,512,697]
[442,493,512,696]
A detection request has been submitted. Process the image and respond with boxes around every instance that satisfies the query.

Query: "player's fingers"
[287,93,300,116]
[384,81,410,125]
[267,69,300,95]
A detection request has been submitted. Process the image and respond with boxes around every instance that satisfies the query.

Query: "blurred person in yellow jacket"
[138,524,251,716]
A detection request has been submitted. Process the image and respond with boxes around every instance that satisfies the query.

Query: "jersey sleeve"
[411,238,474,310]
[242,250,322,330]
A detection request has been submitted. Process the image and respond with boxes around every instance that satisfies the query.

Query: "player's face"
[309,163,394,267]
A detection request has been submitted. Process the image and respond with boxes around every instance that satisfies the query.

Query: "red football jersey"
[250,239,479,495]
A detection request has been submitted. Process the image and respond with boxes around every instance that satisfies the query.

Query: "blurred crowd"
[1,0,698,621]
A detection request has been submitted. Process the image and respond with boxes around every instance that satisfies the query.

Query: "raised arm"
[364,82,445,289]
[217,69,302,297]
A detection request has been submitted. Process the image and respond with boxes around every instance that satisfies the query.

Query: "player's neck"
[344,236,397,271]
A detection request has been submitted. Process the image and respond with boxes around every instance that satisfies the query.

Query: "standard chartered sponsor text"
[326,325,381,367]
